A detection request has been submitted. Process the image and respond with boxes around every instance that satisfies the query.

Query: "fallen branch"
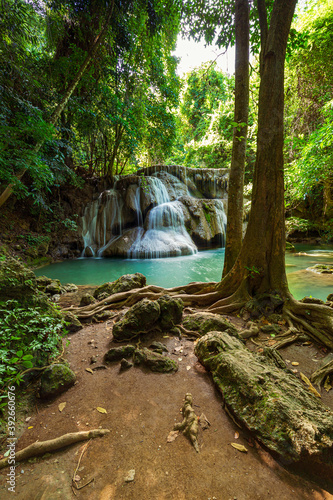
[0,429,110,470]
[72,439,94,495]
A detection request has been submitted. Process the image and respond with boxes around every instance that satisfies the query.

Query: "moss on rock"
[156,295,184,330]
[183,312,238,337]
[104,345,136,362]
[39,363,76,399]
[112,298,160,341]
[93,273,146,300]
[133,348,178,373]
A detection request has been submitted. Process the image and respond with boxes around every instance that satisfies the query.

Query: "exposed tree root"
[310,360,333,387]
[283,297,333,349]
[61,280,333,350]
[0,429,110,470]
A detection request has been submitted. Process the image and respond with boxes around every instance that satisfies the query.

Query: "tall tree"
[222,0,249,276]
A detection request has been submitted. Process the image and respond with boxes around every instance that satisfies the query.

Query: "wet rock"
[179,196,226,249]
[40,363,76,399]
[93,273,146,300]
[63,311,83,333]
[80,293,96,306]
[183,312,238,337]
[308,264,333,274]
[195,331,333,471]
[156,295,184,330]
[104,345,136,362]
[102,228,142,257]
[112,298,160,341]
[327,293,333,302]
[133,348,178,373]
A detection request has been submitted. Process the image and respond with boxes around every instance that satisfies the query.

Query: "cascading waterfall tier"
[80,166,229,259]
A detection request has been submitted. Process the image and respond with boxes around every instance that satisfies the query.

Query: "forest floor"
[0,289,333,500]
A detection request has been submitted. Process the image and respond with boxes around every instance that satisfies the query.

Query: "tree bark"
[218,0,297,299]
[223,0,250,277]
[0,1,115,209]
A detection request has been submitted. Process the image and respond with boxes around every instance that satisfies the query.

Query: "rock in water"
[195,331,333,472]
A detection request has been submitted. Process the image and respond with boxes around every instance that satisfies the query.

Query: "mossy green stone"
[40,363,76,399]
[133,348,178,373]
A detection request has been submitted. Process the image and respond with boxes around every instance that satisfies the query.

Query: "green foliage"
[0,300,66,406]
[284,0,333,214]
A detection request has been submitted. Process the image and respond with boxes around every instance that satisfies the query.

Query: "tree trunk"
[223,0,249,277]
[217,0,297,302]
[0,1,115,209]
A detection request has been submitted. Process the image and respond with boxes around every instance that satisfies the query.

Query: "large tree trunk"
[0,1,115,209]
[216,0,297,305]
[223,0,249,277]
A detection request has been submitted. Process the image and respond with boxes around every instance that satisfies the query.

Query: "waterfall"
[80,166,228,259]
[128,201,197,258]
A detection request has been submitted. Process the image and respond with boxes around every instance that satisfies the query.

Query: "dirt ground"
[1,293,333,500]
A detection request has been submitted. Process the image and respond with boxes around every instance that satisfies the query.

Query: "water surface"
[34,244,333,301]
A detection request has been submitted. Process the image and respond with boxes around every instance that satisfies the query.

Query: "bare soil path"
[1,309,333,500]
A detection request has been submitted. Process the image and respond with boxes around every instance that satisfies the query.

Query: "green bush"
[0,300,66,409]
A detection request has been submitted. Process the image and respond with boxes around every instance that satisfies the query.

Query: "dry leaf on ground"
[58,402,66,412]
[231,443,248,453]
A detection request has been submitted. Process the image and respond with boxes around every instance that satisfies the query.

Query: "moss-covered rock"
[112,298,160,341]
[80,293,96,307]
[39,363,76,399]
[63,311,83,333]
[35,275,53,291]
[45,281,62,295]
[156,295,183,330]
[149,341,168,353]
[93,273,146,300]
[104,345,136,362]
[62,283,78,293]
[183,312,238,337]
[133,348,178,373]
[0,256,37,303]
[195,331,333,470]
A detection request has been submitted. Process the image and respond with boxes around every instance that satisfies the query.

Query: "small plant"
[0,300,66,408]
[245,265,261,279]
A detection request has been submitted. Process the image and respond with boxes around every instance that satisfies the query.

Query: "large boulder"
[39,363,76,399]
[183,312,238,337]
[179,196,226,248]
[93,273,146,300]
[112,295,184,341]
[195,331,333,472]
[112,298,161,341]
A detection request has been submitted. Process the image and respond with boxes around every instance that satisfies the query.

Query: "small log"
[0,429,110,470]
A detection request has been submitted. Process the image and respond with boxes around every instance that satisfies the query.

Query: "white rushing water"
[80,167,228,259]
